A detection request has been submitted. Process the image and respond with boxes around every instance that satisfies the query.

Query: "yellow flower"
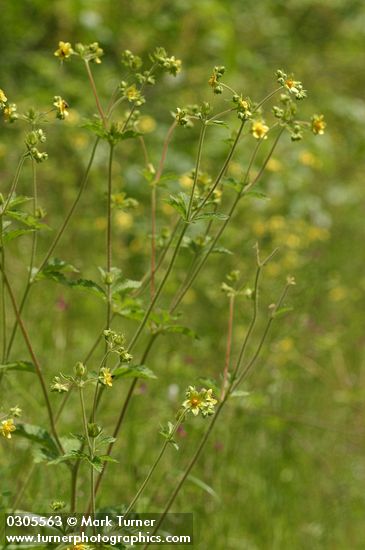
[1,418,16,439]
[53,96,69,120]
[100,367,113,387]
[182,386,218,417]
[0,88,7,108]
[251,120,269,140]
[311,115,326,135]
[3,103,18,123]
[54,41,74,60]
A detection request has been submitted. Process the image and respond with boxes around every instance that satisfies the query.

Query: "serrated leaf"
[0,361,35,373]
[112,278,142,296]
[244,190,270,200]
[69,278,105,298]
[14,423,59,455]
[212,246,233,255]
[193,212,229,222]
[166,192,190,221]
[113,364,157,380]
[2,228,35,244]
[6,210,50,230]
[161,325,199,339]
[230,390,250,398]
[98,455,118,463]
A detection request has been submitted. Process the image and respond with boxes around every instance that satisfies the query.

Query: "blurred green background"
[1,1,365,548]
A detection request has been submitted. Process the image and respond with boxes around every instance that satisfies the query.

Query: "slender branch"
[85,61,107,127]
[221,294,235,400]
[106,144,114,331]
[0,267,64,453]
[124,410,186,517]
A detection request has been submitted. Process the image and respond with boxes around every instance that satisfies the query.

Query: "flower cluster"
[54,41,103,64]
[152,47,182,76]
[51,375,71,393]
[53,96,69,120]
[182,386,218,417]
[103,329,132,362]
[119,82,145,106]
[208,66,225,94]
[25,129,48,163]
[121,49,142,71]
[233,94,252,121]
[3,102,18,123]
[276,69,307,100]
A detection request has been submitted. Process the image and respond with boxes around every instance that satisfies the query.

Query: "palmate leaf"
[2,228,35,244]
[113,364,157,380]
[36,259,105,298]
[0,361,36,374]
[6,209,50,230]
[193,211,229,222]
[166,192,190,220]
[14,423,59,456]
[159,324,199,339]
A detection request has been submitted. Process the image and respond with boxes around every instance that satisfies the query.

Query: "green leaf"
[187,474,220,501]
[14,423,59,455]
[212,246,233,255]
[244,190,270,200]
[6,210,50,230]
[69,278,105,298]
[161,325,199,339]
[193,211,229,222]
[112,278,142,296]
[166,192,190,221]
[0,361,35,373]
[98,454,118,463]
[272,306,294,319]
[2,228,35,244]
[113,364,157,380]
[230,390,250,398]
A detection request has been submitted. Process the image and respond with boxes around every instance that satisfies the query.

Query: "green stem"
[106,144,114,331]
[191,119,245,220]
[127,226,187,352]
[90,334,158,508]
[124,410,186,517]
[85,60,107,127]
[187,123,207,220]
[143,400,226,549]
[5,138,100,360]
[0,267,64,454]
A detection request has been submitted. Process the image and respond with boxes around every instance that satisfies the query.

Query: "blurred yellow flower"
[268,216,285,232]
[115,211,133,229]
[251,120,269,140]
[138,115,156,133]
[329,286,347,302]
[267,158,282,172]
[179,174,193,188]
[278,337,294,353]
[94,217,107,231]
